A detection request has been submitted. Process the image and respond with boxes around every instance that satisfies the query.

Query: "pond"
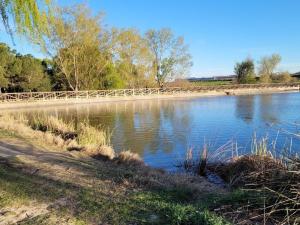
[10,92,300,171]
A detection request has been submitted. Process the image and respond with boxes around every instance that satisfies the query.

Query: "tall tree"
[258,54,281,83]
[112,28,154,88]
[0,43,13,92]
[234,58,256,83]
[0,0,52,43]
[47,4,111,91]
[145,28,192,88]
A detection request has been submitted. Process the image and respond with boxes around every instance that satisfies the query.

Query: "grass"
[180,136,300,224]
[0,154,229,225]
[77,122,111,148]
[1,113,298,224]
[0,113,230,224]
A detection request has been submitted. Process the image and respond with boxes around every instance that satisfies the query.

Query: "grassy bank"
[0,113,299,224]
[0,114,229,225]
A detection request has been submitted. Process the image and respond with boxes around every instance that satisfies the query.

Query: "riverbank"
[0,85,298,109]
[0,113,298,224]
[0,113,230,225]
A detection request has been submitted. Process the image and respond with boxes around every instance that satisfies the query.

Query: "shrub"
[272,71,292,83]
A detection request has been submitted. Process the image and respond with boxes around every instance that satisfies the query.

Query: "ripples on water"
[9,92,300,171]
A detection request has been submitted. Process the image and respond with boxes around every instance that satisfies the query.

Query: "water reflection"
[235,95,255,123]
[7,92,300,170]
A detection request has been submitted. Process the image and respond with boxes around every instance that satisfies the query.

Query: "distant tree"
[274,71,292,83]
[0,0,52,43]
[145,28,192,88]
[258,54,281,83]
[234,58,256,83]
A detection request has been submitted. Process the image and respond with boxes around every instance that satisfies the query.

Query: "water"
[9,92,300,170]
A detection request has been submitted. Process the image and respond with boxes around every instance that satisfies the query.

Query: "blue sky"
[1,0,300,77]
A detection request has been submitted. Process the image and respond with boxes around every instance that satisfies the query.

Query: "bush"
[272,71,292,83]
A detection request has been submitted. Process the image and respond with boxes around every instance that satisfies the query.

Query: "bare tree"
[258,54,281,83]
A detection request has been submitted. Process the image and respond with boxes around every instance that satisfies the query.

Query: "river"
[10,92,300,170]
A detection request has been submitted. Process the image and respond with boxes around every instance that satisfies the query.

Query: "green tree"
[112,28,154,88]
[0,43,13,92]
[145,28,192,88]
[17,55,51,91]
[0,0,52,43]
[0,43,51,92]
[48,4,110,91]
[258,54,281,83]
[234,58,256,83]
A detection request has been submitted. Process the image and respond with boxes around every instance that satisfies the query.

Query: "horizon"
[1,0,300,77]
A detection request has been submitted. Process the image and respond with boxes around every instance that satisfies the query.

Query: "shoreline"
[0,86,299,109]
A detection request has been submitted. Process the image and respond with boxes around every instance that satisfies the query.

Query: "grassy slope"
[0,129,230,225]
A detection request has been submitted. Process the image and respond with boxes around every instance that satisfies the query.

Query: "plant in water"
[198,144,208,176]
[251,134,271,156]
[77,122,114,159]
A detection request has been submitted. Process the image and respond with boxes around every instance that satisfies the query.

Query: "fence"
[0,83,299,103]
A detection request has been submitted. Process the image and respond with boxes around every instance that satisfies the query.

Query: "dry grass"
[116,150,144,166]
[84,145,115,160]
[77,122,110,148]
[28,115,76,140]
[211,155,299,224]
[0,114,75,149]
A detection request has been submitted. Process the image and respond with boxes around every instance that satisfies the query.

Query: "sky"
[1,0,300,77]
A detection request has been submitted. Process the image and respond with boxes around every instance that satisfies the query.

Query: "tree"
[47,4,111,91]
[0,42,51,92]
[145,28,192,88]
[274,71,292,83]
[113,28,154,88]
[258,54,281,83]
[234,58,256,83]
[0,43,13,92]
[0,0,52,43]
[17,54,51,91]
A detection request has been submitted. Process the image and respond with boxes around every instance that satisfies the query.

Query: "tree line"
[0,3,192,93]
[235,54,295,84]
[0,2,297,93]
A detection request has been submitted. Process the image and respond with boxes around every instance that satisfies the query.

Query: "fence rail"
[0,83,299,103]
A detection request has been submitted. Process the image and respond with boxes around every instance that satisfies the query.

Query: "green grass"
[0,162,230,225]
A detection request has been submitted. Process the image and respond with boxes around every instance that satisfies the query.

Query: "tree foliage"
[234,59,256,84]
[0,0,52,43]
[145,28,192,88]
[0,42,50,92]
[47,4,112,91]
[258,54,281,83]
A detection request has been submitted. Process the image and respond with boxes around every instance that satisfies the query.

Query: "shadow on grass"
[0,157,229,225]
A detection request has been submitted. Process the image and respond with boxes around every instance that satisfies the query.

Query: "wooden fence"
[0,83,299,103]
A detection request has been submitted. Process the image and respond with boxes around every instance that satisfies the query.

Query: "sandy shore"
[0,86,298,109]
